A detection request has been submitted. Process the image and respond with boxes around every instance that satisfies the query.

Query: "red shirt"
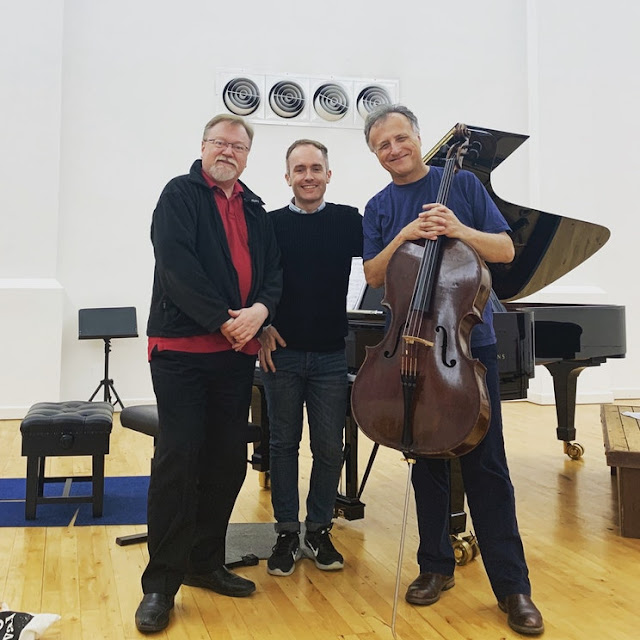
[148,172,260,359]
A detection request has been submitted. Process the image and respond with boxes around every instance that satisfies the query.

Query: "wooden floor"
[1,400,640,639]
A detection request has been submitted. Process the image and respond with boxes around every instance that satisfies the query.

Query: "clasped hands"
[220,302,269,352]
[402,203,467,242]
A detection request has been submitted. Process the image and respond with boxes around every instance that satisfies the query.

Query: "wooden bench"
[600,404,640,538]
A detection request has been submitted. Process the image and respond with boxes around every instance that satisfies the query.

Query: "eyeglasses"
[204,138,250,153]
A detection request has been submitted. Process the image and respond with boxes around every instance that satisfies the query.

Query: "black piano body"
[505,301,625,443]
[455,124,626,445]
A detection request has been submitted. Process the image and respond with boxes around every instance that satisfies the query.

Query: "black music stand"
[79,307,138,410]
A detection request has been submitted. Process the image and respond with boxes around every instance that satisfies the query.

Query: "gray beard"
[209,162,238,183]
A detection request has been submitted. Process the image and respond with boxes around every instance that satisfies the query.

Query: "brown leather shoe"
[405,572,455,605]
[498,594,544,635]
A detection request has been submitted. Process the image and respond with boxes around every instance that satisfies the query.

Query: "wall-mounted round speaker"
[313,83,349,121]
[222,77,261,116]
[268,80,306,118]
[356,85,392,119]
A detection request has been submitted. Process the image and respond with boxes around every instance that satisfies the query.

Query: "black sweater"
[269,203,363,351]
[147,160,282,338]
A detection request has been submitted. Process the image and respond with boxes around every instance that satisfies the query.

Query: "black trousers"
[141,348,255,596]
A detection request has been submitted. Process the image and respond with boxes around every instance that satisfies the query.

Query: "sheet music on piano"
[347,257,366,310]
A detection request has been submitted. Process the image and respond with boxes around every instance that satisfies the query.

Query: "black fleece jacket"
[146,160,282,338]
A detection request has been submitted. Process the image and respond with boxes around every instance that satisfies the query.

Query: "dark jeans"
[261,348,348,532]
[412,343,531,600]
[141,348,255,596]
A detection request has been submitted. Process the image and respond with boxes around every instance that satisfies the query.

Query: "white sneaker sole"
[301,544,344,571]
[267,548,302,577]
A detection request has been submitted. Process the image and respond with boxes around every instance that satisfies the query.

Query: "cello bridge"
[402,335,434,348]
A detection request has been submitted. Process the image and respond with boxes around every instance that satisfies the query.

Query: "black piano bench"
[601,404,640,538]
[20,401,114,520]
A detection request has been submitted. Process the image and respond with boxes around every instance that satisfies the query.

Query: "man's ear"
[326,169,332,183]
[285,173,291,186]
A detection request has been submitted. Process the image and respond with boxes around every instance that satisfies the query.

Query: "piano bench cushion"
[601,404,640,539]
[20,401,113,457]
[120,404,159,438]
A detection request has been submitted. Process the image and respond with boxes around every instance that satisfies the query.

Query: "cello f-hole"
[384,326,404,359]
[436,325,456,368]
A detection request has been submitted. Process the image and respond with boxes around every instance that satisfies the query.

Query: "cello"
[351,124,492,459]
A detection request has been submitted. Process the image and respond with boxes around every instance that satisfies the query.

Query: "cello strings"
[403,157,457,368]
[404,238,436,375]
[412,156,456,335]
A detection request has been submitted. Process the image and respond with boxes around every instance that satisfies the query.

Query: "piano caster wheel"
[452,533,478,566]
[259,471,270,489]
[564,442,585,460]
[464,532,480,560]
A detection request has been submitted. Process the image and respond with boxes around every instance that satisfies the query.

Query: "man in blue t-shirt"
[361,105,544,636]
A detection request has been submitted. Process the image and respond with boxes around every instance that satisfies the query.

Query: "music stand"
[79,307,138,409]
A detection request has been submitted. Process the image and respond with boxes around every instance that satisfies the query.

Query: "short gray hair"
[202,114,254,144]
[364,104,420,150]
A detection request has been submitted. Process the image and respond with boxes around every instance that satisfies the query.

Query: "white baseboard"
[526,389,615,406]
[0,396,157,421]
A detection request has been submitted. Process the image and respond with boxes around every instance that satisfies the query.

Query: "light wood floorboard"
[1,400,639,639]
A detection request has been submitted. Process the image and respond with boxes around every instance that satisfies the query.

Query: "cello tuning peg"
[466,142,483,162]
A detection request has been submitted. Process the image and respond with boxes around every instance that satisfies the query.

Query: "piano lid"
[423,125,610,302]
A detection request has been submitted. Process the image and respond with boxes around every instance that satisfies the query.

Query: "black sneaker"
[303,525,344,571]
[267,531,301,576]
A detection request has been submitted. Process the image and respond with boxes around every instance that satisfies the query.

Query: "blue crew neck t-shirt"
[363,167,511,347]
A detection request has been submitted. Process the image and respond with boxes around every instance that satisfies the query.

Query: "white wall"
[1,0,637,417]
[0,1,64,417]
[513,0,639,404]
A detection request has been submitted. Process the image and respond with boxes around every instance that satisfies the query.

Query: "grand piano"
[250,124,626,526]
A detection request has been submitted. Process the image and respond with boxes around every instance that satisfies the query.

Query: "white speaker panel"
[215,71,399,129]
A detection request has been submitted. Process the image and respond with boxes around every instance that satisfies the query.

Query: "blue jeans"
[261,348,348,532]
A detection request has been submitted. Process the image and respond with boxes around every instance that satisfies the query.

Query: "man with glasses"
[135,114,282,634]
[257,139,362,577]
[360,104,544,636]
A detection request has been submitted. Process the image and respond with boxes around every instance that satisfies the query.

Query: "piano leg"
[249,380,271,487]
[334,401,366,520]
[542,357,606,458]
[449,458,466,534]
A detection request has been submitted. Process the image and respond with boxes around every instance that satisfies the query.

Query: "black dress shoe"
[183,566,256,597]
[405,572,455,605]
[498,594,544,635]
[135,593,174,634]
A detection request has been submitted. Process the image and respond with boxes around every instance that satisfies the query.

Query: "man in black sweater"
[258,139,363,576]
